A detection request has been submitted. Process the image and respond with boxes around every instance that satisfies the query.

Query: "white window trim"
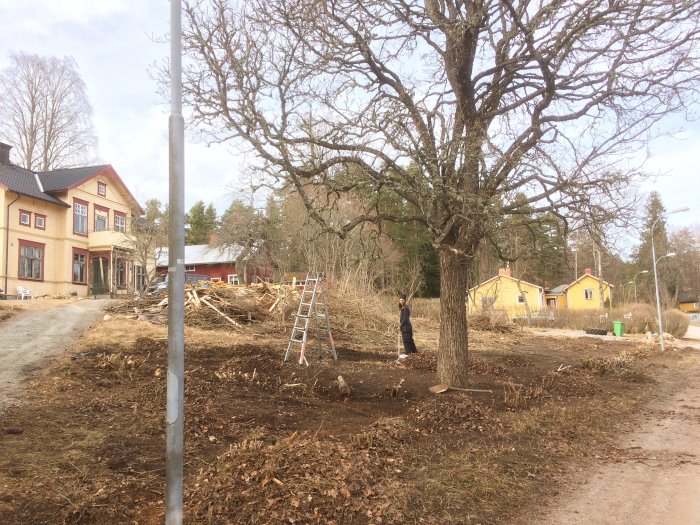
[114,214,126,232]
[185,265,196,272]
[584,288,594,300]
[74,203,88,234]
[20,211,31,225]
[228,274,239,285]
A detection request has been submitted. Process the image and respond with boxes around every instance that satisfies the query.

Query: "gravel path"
[529,326,700,524]
[0,298,109,410]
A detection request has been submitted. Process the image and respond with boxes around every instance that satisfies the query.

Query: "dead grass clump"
[350,417,412,450]
[582,352,633,375]
[662,309,690,338]
[469,313,518,333]
[503,381,549,409]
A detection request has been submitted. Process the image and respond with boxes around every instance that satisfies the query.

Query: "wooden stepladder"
[284,273,337,365]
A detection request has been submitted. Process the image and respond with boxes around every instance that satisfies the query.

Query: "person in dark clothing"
[398,293,418,357]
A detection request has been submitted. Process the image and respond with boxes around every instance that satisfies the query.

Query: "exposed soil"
[0,302,698,524]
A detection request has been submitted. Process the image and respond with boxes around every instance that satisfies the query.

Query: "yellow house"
[468,268,544,318]
[558,269,613,310]
[1,142,145,298]
[544,284,568,310]
[678,291,699,314]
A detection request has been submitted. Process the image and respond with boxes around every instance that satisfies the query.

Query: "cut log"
[200,297,242,327]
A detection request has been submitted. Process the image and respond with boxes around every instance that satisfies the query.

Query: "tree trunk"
[437,250,470,387]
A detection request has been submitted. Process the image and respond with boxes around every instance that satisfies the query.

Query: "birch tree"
[179,0,700,386]
[0,52,96,171]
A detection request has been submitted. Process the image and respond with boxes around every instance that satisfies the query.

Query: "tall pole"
[166,0,185,523]
[632,270,648,303]
[651,226,665,352]
[651,208,689,353]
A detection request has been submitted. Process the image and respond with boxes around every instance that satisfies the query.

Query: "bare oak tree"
[0,52,97,171]
[179,0,700,386]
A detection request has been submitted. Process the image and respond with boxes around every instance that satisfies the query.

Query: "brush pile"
[106,281,301,329]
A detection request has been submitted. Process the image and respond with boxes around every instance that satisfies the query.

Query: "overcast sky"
[0,0,697,234]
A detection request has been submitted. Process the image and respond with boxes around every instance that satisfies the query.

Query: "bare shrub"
[523,305,659,334]
[662,309,690,338]
[503,381,548,409]
[411,298,440,320]
[582,352,633,375]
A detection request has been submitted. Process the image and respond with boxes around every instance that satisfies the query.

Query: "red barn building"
[156,244,268,284]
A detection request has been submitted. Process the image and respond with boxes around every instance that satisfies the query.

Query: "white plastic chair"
[16,286,33,300]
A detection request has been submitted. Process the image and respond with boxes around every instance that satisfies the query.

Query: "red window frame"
[72,247,89,284]
[19,209,32,227]
[18,239,45,282]
[97,181,107,196]
[35,213,46,230]
[114,211,127,233]
[94,204,110,232]
[73,198,89,237]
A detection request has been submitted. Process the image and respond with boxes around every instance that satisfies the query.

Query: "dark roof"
[39,165,109,192]
[547,284,569,294]
[678,290,699,303]
[0,163,70,207]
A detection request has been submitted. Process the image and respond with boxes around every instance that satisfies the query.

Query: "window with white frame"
[97,182,107,196]
[19,210,31,226]
[114,213,126,233]
[35,214,46,230]
[228,274,239,285]
[584,288,594,300]
[185,265,196,272]
[517,294,526,304]
[74,202,87,235]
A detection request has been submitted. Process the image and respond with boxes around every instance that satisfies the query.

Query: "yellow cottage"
[468,268,544,318]
[558,269,613,310]
[1,142,146,298]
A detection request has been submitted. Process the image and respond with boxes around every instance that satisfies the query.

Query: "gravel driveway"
[0,298,109,410]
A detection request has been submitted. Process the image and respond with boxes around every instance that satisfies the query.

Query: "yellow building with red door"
[1,142,145,298]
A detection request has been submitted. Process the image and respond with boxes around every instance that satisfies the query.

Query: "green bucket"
[612,321,625,337]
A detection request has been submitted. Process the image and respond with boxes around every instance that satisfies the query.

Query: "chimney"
[208,231,220,245]
[498,267,512,277]
[583,268,593,275]
[0,142,11,165]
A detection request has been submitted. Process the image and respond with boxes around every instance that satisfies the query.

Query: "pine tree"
[184,201,218,245]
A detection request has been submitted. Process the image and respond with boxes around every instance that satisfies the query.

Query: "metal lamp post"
[631,270,648,303]
[651,206,688,351]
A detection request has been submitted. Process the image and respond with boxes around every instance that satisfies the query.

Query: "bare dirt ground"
[0,298,699,524]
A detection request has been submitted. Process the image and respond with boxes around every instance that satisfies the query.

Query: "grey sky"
[0,0,697,232]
